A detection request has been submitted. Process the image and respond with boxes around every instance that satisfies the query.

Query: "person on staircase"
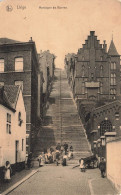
[55,149,60,166]
[64,142,68,154]
[62,153,67,166]
[70,144,73,152]
[56,143,61,151]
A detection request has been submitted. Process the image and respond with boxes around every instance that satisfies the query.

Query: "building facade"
[65,31,120,102]
[38,50,55,107]
[0,38,43,153]
[0,85,26,179]
[65,31,121,161]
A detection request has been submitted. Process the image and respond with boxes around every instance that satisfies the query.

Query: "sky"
[0,0,121,68]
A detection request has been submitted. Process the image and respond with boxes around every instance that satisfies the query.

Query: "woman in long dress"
[4,161,12,182]
[80,158,85,172]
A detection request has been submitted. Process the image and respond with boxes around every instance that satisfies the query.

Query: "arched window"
[82,65,85,77]
[100,120,112,136]
[110,88,116,95]
[111,62,116,70]
[100,65,103,77]
[82,82,85,94]
[111,73,116,85]
[100,56,103,61]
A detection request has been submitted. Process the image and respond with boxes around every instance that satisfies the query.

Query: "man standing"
[99,157,106,178]
[64,142,68,154]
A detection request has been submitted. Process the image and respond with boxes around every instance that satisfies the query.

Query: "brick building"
[0,38,43,153]
[38,50,55,106]
[86,101,121,158]
[65,31,120,102]
[65,31,121,160]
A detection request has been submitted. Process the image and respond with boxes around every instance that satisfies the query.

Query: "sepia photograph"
[0,0,121,194]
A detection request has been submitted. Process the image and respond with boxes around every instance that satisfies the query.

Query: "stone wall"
[106,137,121,193]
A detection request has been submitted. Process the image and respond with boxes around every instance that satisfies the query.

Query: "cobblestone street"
[8,165,117,195]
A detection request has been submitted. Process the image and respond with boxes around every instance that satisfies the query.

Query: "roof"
[108,39,119,56]
[92,100,121,115]
[0,85,21,111]
[0,38,21,45]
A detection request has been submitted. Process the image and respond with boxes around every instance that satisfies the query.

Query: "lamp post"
[93,141,97,155]
[100,136,106,158]
[97,138,101,159]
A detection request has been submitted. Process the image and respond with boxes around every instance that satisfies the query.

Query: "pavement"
[0,165,118,195]
[0,167,39,195]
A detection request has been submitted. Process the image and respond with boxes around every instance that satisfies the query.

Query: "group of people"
[37,142,73,167]
[79,157,106,178]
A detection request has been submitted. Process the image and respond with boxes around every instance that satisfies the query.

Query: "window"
[115,112,119,120]
[15,81,23,92]
[100,120,112,136]
[110,88,116,95]
[18,112,23,126]
[82,65,85,77]
[6,113,11,134]
[111,73,116,85]
[82,56,85,61]
[0,82,4,86]
[100,56,103,61]
[91,73,94,80]
[22,139,24,151]
[82,82,85,94]
[15,57,23,71]
[111,62,116,70]
[0,59,4,72]
[100,65,103,77]
[100,82,103,94]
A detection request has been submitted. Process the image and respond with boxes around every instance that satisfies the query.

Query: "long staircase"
[34,68,92,164]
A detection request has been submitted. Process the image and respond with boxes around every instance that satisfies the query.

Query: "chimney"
[90,31,95,36]
[103,40,107,52]
[29,37,33,42]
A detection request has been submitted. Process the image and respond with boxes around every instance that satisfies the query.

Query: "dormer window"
[15,57,23,72]
[15,81,23,92]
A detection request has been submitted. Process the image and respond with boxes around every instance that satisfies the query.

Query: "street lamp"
[93,141,97,148]
[100,136,106,146]
[97,139,101,147]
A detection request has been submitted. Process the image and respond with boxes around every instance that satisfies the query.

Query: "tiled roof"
[0,38,21,45]
[108,40,119,56]
[0,85,20,111]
